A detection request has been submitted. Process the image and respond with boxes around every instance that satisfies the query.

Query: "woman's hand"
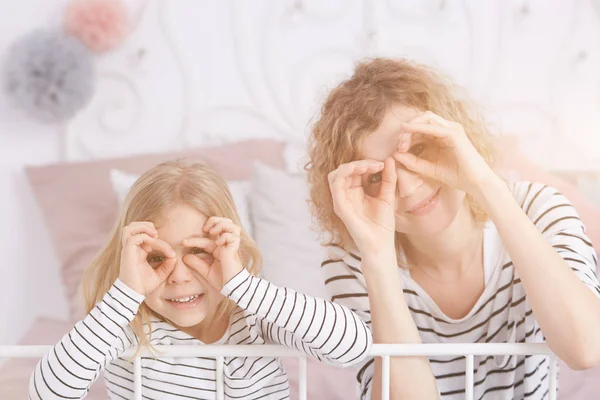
[328,157,398,253]
[182,217,244,290]
[394,111,496,195]
[118,221,176,296]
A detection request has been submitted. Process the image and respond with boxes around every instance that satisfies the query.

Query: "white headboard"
[62,0,600,174]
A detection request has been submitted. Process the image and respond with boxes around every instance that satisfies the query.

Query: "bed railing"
[0,343,558,400]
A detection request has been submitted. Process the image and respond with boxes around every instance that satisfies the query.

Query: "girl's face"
[143,204,224,330]
[360,105,467,236]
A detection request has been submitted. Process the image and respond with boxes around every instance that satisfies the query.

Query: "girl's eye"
[369,172,383,184]
[191,248,211,259]
[409,143,426,156]
[146,254,165,268]
[191,247,205,255]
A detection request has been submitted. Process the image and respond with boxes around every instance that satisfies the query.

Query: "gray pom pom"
[3,29,95,123]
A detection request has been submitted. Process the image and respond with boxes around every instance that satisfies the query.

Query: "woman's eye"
[369,172,383,184]
[409,143,425,156]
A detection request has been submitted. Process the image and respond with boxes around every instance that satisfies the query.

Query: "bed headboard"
[61,0,600,180]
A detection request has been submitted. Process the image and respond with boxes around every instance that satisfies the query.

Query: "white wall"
[0,0,69,345]
[1,0,599,345]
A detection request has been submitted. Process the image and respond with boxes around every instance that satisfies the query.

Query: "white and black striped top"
[30,269,372,400]
[322,182,600,400]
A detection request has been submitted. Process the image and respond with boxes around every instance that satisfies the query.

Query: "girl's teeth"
[170,295,199,303]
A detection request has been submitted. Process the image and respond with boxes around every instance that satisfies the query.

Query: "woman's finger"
[351,171,362,189]
[411,111,451,127]
[398,132,412,153]
[377,157,397,203]
[400,122,452,140]
[394,151,437,179]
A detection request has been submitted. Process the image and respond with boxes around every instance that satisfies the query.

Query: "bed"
[2,0,600,398]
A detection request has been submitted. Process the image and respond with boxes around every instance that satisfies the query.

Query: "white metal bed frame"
[0,343,558,400]
[12,1,582,398]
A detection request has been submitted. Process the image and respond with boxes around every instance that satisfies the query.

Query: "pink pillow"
[281,358,359,399]
[496,135,600,254]
[25,140,285,321]
[0,317,107,399]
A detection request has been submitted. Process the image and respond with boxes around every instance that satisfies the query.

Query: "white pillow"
[283,141,308,174]
[250,162,329,299]
[109,169,254,237]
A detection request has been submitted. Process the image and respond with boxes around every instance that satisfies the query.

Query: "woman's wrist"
[361,246,399,276]
[471,174,514,220]
[469,170,507,209]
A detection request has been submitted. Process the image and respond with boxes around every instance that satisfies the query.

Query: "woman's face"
[360,105,467,236]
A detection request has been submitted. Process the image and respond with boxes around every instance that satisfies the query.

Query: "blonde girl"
[30,159,372,399]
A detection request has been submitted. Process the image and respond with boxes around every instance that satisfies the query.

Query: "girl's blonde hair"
[82,159,261,351]
[306,57,496,248]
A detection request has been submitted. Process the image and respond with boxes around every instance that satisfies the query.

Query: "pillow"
[0,317,107,400]
[25,140,285,321]
[281,357,359,400]
[496,135,600,255]
[109,169,254,237]
[250,162,329,299]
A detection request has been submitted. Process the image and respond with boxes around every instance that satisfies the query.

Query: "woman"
[306,57,600,399]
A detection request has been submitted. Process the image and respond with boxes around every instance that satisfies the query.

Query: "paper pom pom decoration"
[64,0,129,53]
[3,29,95,123]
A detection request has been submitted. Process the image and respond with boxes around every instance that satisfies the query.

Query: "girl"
[29,159,372,399]
[307,58,600,399]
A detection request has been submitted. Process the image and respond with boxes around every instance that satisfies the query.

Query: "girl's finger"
[208,221,241,237]
[126,234,174,258]
[203,217,232,232]
[182,254,211,277]
[126,233,154,248]
[122,224,158,244]
[216,232,237,247]
[147,238,176,258]
[154,256,176,282]
[182,237,217,254]
[141,243,153,253]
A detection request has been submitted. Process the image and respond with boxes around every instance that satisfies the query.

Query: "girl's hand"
[182,217,244,290]
[118,221,176,296]
[394,111,496,195]
[328,158,397,253]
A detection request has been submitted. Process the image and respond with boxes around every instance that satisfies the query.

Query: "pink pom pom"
[64,0,129,53]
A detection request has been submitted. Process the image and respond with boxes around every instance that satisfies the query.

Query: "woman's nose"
[395,165,424,198]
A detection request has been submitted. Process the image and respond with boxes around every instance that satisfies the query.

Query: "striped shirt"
[30,269,372,399]
[321,182,600,400]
